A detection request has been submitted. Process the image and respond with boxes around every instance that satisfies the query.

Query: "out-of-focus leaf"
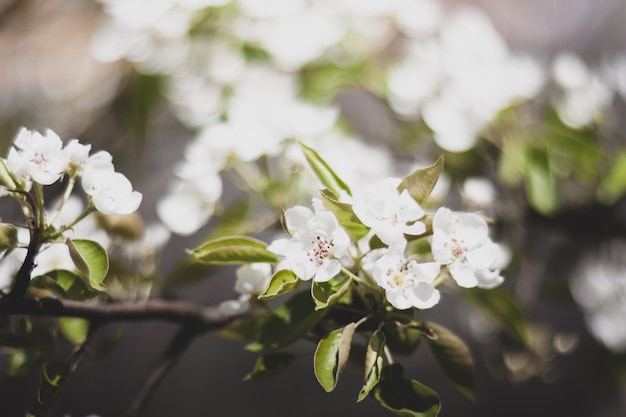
[599,151,626,204]
[28,361,72,417]
[244,353,297,381]
[259,269,300,299]
[189,236,278,265]
[219,314,269,341]
[523,148,558,215]
[319,188,369,240]
[373,364,441,417]
[423,321,475,401]
[246,291,326,351]
[65,238,109,291]
[358,329,385,402]
[311,274,352,310]
[0,222,18,253]
[299,142,351,197]
[314,323,356,392]
[397,156,444,204]
[210,198,254,238]
[461,287,530,346]
[383,323,421,356]
[59,318,89,345]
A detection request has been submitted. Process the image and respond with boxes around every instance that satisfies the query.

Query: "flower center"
[450,238,467,259]
[307,235,333,264]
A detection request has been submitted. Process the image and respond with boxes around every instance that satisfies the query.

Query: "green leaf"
[599,151,626,204]
[299,142,351,197]
[259,269,300,299]
[247,291,326,351]
[0,222,18,253]
[189,236,278,265]
[397,156,444,204]
[523,147,558,215]
[358,329,385,402]
[29,361,72,417]
[219,315,269,341]
[319,189,369,240]
[423,321,475,401]
[30,270,100,300]
[373,364,441,417]
[244,353,297,381]
[461,287,530,346]
[382,323,421,357]
[314,323,356,392]
[311,274,352,310]
[59,318,89,345]
[65,238,109,291]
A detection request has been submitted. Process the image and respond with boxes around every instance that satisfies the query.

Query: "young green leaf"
[65,238,109,291]
[259,269,300,299]
[314,323,356,392]
[59,318,90,345]
[423,321,475,401]
[299,141,351,197]
[461,287,531,346]
[397,156,444,204]
[189,236,279,265]
[358,329,385,402]
[246,291,326,351]
[29,361,72,417]
[30,270,100,300]
[523,148,558,215]
[319,188,370,240]
[311,274,352,310]
[244,353,297,381]
[373,364,441,417]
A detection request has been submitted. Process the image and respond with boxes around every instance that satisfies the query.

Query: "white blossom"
[6,127,69,185]
[235,263,272,296]
[365,249,441,310]
[82,169,142,215]
[352,179,426,247]
[431,207,503,289]
[268,200,350,282]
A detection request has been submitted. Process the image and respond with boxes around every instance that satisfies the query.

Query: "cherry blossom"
[268,199,350,282]
[431,207,503,289]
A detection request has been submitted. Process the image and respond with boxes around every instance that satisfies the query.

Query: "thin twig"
[124,324,201,417]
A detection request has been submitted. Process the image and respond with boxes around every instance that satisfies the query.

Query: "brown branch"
[0,297,233,330]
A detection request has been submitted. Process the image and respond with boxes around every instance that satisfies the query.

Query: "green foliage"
[260,269,300,299]
[299,142,352,197]
[382,323,421,357]
[0,222,18,253]
[246,291,326,352]
[599,150,626,204]
[30,270,100,300]
[397,156,444,204]
[28,361,72,417]
[314,323,356,392]
[65,238,109,291]
[423,321,475,401]
[311,274,352,310]
[189,236,279,265]
[358,329,385,402]
[461,287,531,346]
[373,364,441,417]
[319,188,370,240]
[58,318,89,345]
[244,353,297,381]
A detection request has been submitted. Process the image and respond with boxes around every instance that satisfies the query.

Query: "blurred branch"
[124,324,200,417]
[0,296,234,330]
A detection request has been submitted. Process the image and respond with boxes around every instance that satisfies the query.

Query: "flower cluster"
[3,127,142,216]
[267,173,505,311]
